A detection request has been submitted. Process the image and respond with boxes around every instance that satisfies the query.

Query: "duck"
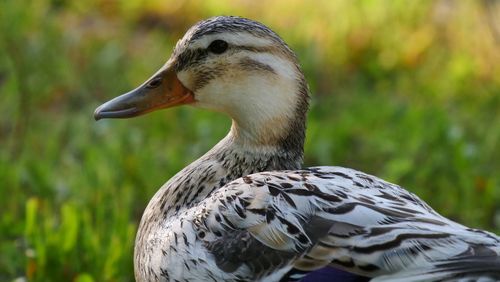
[94,16,500,282]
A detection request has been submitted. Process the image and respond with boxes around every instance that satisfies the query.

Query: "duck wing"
[193,166,500,281]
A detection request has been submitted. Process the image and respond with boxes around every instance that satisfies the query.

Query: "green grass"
[1,0,499,281]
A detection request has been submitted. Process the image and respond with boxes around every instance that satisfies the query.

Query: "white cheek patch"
[247,53,297,81]
[190,55,298,143]
[176,71,194,92]
[179,49,298,112]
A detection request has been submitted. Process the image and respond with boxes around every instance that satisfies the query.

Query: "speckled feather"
[127,16,500,282]
[136,161,500,281]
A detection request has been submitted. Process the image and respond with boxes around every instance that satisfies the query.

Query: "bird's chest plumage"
[134,209,216,282]
[133,163,225,281]
[133,146,295,282]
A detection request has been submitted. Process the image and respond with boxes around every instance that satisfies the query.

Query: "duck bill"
[94,67,194,120]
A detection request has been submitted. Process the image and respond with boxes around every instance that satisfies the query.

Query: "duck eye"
[208,40,228,54]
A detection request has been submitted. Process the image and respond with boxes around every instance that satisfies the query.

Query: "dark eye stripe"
[175,48,208,72]
[174,44,288,72]
[238,57,275,74]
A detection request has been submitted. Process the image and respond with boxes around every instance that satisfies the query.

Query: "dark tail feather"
[430,255,500,279]
[280,267,370,282]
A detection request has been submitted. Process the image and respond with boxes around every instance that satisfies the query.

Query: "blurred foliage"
[0,0,499,281]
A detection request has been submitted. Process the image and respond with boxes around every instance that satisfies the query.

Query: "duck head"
[95,16,309,151]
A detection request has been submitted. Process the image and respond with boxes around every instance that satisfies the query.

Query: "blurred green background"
[1,0,499,281]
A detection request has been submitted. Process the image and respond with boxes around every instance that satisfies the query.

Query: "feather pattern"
[134,160,500,281]
[193,166,500,281]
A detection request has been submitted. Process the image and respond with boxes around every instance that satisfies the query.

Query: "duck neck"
[227,77,310,165]
[226,121,303,168]
[225,120,305,171]
[162,115,306,205]
[142,131,304,221]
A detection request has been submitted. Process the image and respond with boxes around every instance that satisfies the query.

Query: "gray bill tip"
[94,106,104,121]
[93,106,138,121]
